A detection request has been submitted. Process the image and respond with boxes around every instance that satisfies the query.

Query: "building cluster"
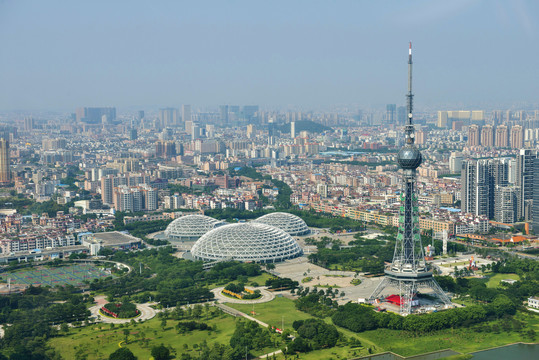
[2,105,539,245]
[0,211,114,254]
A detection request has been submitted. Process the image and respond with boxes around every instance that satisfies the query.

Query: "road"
[89,295,157,324]
[211,287,275,304]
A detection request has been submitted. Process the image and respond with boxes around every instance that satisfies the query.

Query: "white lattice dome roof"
[253,212,310,236]
[191,222,303,263]
[164,214,224,241]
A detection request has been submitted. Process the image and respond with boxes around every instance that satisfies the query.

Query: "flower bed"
[222,283,261,300]
[100,302,139,319]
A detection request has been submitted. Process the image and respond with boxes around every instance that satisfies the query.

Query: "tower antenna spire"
[406,41,414,142]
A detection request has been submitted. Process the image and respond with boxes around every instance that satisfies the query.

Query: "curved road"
[89,295,157,324]
[211,287,275,304]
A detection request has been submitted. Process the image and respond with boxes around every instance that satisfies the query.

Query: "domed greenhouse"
[191,222,303,263]
[164,214,225,241]
[253,212,310,236]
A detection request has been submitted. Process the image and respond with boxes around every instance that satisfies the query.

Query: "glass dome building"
[164,214,224,241]
[253,212,310,236]
[191,222,303,263]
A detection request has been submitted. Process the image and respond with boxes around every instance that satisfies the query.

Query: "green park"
[0,211,537,360]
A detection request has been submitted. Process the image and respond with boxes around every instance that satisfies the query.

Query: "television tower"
[369,43,451,315]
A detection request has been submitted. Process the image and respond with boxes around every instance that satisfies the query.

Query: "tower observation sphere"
[397,146,422,169]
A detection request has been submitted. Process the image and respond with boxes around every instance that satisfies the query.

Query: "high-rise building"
[0,138,10,185]
[242,106,259,122]
[137,110,145,121]
[461,159,492,218]
[449,152,463,174]
[480,125,494,147]
[267,120,275,146]
[516,149,538,221]
[191,123,200,140]
[185,120,194,134]
[246,124,255,139]
[76,107,116,124]
[42,138,67,151]
[24,117,35,131]
[397,106,406,126]
[182,105,192,123]
[461,158,510,219]
[467,125,480,146]
[495,186,518,224]
[386,104,396,124]
[437,110,484,129]
[129,129,138,141]
[510,125,524,149]
[492,110,503,126]
[415,128,426,145]
[316,183,328,198]
[437,111,448,128]
[219,105,229,124]
[159,108,179,127]
[155,140,177,158]
[100,175,114,205]
[532,158,539,231]
[508,158,517,184]
[206,124,215,139]
[290,121,296,138]
[495,125,509,147]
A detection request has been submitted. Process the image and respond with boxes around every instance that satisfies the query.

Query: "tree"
[192,304,203,319]
[123,328,130,344]
[151,344,171,360]
[108,347,137,360]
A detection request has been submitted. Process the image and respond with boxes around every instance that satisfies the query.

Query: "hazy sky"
[1,0,538,111]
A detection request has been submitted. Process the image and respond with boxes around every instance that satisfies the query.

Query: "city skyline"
[1,1,539,111]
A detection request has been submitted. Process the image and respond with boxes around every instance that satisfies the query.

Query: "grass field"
[486,273,520,288]
[226,297,539,359]
[0,264,114,287]
[226,297,377,359]
[225,296,312,328]
[359,311,539,357]
[49,294,539,360]
[245,272,274,286]
[206,272,274,289]
[49,313,240,360]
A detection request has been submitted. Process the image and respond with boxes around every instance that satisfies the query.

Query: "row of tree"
[332,296,517,334]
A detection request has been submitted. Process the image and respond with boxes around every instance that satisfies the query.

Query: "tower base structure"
[369,270,452,315]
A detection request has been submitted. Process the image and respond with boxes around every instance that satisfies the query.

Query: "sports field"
[0,263,114,287]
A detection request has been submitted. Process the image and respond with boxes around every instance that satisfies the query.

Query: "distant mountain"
[277,120,331,134]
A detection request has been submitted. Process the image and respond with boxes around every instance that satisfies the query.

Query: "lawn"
[49,296,539,360]
[49,313,238,360]
[486,273,520,288]
[225,297,312,329]
[246,272,274,286]
[206,271,274,288]
[226,298,379,359]
[359,311,539,357]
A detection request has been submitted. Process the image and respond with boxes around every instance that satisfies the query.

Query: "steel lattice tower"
[369,43,451,315]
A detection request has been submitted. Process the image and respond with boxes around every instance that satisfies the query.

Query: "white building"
[528,296,539,310]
